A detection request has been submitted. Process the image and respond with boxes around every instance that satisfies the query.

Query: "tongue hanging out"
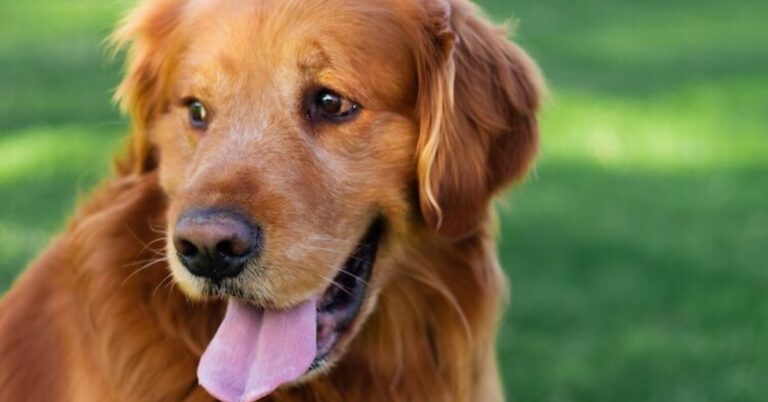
[198,299,317,402]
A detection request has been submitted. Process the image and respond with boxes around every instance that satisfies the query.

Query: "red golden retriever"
[0,0,542,400]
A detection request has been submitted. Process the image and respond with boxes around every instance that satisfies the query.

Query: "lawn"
[1,0,767,401]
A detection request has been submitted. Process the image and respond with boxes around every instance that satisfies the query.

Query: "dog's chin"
[167,219,384,377]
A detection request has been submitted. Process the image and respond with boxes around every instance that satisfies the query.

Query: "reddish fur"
[0,0,543,401]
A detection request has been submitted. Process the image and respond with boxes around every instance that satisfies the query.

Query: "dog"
[0,0,542,400]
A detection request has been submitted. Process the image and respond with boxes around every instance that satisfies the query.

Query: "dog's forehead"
[179,0,417,107]
[184,0,414,52]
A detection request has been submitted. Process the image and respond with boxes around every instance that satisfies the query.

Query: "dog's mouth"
[314,218,383,367]
[197,219,383,402]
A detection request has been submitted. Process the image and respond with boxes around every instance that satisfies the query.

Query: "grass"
[1,0,767,401]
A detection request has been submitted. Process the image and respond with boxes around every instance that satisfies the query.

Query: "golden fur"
[0,0,543,401]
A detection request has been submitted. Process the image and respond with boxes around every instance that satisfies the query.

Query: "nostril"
[177,239,199,258]
[216,239,236,257]
[215,236,256,258]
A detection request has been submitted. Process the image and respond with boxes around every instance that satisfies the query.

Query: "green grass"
[1,0,767,401]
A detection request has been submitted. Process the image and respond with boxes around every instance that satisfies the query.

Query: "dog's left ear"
[415,0,544,238]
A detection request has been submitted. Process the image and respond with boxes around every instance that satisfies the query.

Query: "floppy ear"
[416,0,544,238]
[110,0,187,175]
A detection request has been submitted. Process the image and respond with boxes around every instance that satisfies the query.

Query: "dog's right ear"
[110,0,187,175]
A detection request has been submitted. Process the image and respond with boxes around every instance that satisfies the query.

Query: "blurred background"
[1,0,766,400]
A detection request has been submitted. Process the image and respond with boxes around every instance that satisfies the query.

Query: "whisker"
[121,257,168,286]
[152,274,175,299]
[147,219,167,236]
[123,224,166,257]
[298,245,349,257]
[333,269,370,286]
[123,255,166,268]
[296,245,373,286]
[299,244,370,262]
[310,271,356,298]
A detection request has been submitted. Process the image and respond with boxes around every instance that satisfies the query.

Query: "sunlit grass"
[0,0,127,53]
[0,126,121,181]
[498,162,768,402]
[0,125,121,286]
[541,81,768,171]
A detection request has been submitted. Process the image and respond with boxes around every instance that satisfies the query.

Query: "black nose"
[173,209,261,280]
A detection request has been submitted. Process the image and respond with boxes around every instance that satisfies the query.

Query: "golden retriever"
[0,0,542,400]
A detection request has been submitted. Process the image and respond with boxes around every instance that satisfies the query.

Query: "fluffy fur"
[0,0,543,401]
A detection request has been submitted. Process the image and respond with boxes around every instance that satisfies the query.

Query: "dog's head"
[114,0,541,399]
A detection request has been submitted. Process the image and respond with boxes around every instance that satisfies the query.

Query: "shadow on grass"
[0,52,122,132]
[497,162,768,402]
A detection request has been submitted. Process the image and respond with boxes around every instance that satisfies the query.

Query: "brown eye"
[187,99,208,129]
[307,88,360,123]
[318,91,343,114]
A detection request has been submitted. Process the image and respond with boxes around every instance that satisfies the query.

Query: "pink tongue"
[198,299,317,402]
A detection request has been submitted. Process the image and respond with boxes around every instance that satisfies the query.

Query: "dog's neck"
[59,173,504,402]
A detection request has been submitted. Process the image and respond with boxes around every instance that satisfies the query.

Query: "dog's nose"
[173,209,261,280]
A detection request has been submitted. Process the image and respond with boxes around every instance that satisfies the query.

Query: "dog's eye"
[186,99,209,129]
[307,88,360,123]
